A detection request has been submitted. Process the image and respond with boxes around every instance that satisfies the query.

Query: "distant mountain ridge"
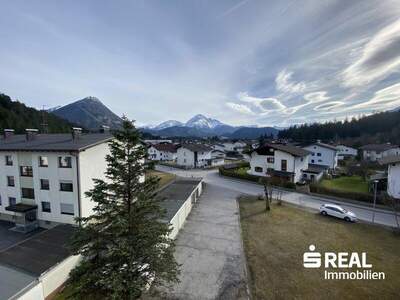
[0,93,75,133]
[52,96,123,129]
[143,114,279,138]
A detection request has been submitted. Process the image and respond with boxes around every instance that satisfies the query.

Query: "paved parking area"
[162,183,248,300]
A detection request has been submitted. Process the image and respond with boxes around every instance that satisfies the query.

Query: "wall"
[304,145,337,169]
[177,148,194,168]
[169,181,202,239]
[78,142,110,218]
[196,151,212,168]
[249,152,273,176]
[388,163,400,199]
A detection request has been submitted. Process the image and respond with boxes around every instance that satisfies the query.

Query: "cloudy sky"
[1,0,400,127]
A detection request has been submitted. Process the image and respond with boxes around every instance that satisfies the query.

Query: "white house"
[148,143,178,161]
[360,144,400,162]
[336,144,358,160]
[223,141,247,153]
[176,144,213,168]
[249,143,310,183]
[379,155,400,199]
[303,142,338,169]
[212,143,225,152]
[0,128,111,231]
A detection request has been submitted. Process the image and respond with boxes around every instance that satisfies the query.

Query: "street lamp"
[372,179,378,223]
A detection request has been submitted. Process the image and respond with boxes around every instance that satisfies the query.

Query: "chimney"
[100,125,110,133]
[72,127,82,140]
[25,129,39,141]
[4,129,14,139]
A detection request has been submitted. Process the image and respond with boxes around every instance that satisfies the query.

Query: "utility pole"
[372,180,378,223]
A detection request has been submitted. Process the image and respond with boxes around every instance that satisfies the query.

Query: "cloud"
[304,91,330,103]
[237,92,286,112]
[275,69,307,94]
[226,102,254,114]
[314,101,344,111]
[218,0,250,19]
[348,82,400,110]
[342,18,400,87]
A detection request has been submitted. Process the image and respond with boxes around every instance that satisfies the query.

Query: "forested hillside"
[0,93,75,133]
[278,110,400,146]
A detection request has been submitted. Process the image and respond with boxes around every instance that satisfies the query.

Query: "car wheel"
[344,217,351,222]
[321,211,327,216]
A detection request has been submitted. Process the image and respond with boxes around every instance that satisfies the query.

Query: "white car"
[319,204,357,222]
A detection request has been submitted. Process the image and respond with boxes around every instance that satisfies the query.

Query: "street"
[156,165,399,228]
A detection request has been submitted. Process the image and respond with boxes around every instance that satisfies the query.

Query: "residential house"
[144,139,172,145]
[223,141,247,153]
[360,144,400,162]
[303,142,338,169]
[336,144,358,160]
[212,143,225,152]
[249,143,310,183]
[176,144,213,168]
[148,143,178,161]
[0,128,112,231]
[379,155,400,199]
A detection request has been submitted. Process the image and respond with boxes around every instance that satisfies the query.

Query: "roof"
[254,143,311,157]
[0,133,113,152]
[306,142,337,151]
[180,144,212,152]
[303,164,328,174]
[379,155,400,165]
[152,143,178,153]
[5,203,38,213]
[157,179,202,221]
[360,144,399,151]
[0,224,75,277]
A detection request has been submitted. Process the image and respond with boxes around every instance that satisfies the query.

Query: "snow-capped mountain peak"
[153,120,184,130]
[185,114,224,129]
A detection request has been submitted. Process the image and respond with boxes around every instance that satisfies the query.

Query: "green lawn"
[320,176,368,193]
[239,196,400,300]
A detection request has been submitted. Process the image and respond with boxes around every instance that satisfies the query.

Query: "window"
[267,157,274,163]
[300,158,304,162]
[317,153,322,157]
[5,155,13,166]
[41,201,51,213]
[58,156,72,168]
[255,166,263,173]
[20,166,33,177]
[7,176,15,187]
[312,153,315,156]
[318,159,322,162]
[9,197,16,206]
[40,179,50,190]
[21,188,35,199]
[60,203,74,215]
[39,156,48,167]
[0,195,2,206]
[281,159,287,172]
[60,182,73,192]
[311,159,315,163]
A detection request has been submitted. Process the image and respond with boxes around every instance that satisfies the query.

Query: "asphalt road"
[156,165,399,228]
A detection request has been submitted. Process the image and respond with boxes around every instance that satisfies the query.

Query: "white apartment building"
[336,144,358,160]
[379,155,400,199]
[249,143,310,183]
[148,143,178,161]
[176,144,213,168]
[360,144,400,162]
[303,142,338,169]
[0,128,111,231]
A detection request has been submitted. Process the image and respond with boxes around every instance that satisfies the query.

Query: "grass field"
[146,169,175,188]
[320,176,368,193]
[239,196,400,299]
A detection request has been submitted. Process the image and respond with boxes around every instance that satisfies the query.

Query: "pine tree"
[67,118,180,299]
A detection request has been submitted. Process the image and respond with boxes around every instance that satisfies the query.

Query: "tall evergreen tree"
[67,118,180,299]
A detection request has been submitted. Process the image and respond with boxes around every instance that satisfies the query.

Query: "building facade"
[147,143,178,161]
[303,142,338,169]
[361,144,400,162]
[336,145,358,160]
[379,155,400,199]
[0,129,111,230]
[176,144,212,168]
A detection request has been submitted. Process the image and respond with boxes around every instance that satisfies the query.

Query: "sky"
[1,0,400,127]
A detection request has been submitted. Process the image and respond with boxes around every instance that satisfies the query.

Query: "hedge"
[218,166,296,190]
[310,184,384,204]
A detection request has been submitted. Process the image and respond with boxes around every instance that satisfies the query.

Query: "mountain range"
[143,114,279,138]
[51,96,123,130]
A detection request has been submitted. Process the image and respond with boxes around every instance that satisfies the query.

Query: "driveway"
[161,183,248,299]
[156,165,399,228]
